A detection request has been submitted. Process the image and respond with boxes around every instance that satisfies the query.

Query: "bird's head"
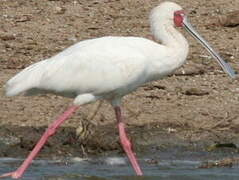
[151,1,235,78]
[151,2,184,26]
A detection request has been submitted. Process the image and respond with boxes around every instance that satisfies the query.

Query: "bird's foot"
[0,171,21,179]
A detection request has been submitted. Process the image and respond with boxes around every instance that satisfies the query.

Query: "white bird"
[0,1,235,179]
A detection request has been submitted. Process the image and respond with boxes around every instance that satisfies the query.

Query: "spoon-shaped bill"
[182,17,236,78]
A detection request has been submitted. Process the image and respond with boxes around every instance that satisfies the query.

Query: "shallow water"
[0,152,239,180]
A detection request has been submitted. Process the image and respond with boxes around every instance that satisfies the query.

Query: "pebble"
[218,10,239,27]
[0,34,16,41]
[55,7,66,14]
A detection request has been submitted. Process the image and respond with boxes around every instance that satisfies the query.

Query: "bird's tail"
[5,60,48,96]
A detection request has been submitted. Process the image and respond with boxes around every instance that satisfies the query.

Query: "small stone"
[15,15,31,22]
[55,6,66,14]
[0,34,16,41]
[145,158,158,165]
[184,88,209,96]
[218,10,239,27]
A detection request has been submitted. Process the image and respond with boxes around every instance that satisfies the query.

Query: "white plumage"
[2,1,235,179]
[4,1,235,107]
[5,2,189,107]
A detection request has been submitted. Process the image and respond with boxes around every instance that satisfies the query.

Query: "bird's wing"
[38,37,151,95]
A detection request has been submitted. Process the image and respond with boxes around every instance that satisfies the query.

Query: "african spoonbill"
[0,1,235,179]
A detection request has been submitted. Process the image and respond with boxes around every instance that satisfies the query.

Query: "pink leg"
[114,106,143,176]
[0,105,79,179]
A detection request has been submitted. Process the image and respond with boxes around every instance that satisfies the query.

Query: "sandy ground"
[0,0,239,158]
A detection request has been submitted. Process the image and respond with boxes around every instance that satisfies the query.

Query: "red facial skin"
[174,10,184,27]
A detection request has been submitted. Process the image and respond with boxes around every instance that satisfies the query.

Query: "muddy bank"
[0,122,239,161]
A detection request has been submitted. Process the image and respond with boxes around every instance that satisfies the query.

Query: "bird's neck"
[150,19,189,51]
[147,18,189,80]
